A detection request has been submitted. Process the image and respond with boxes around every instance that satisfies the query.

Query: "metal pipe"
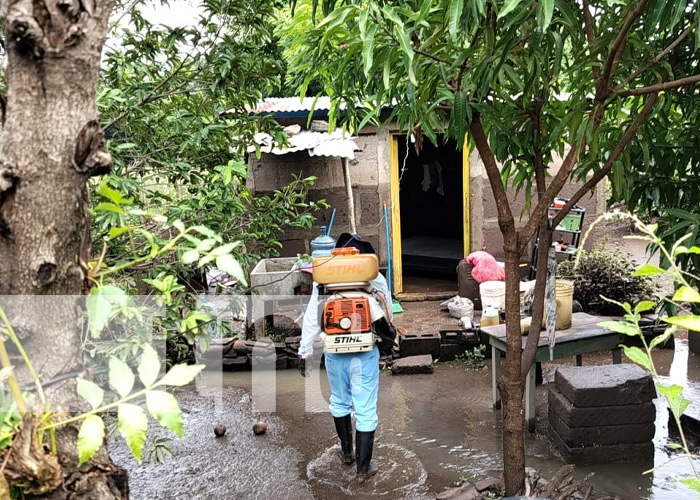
[342,158,357,234]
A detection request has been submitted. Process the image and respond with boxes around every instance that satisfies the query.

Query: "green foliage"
[558,247,658,315]
[452,344,487,370]
[0,385,22,450]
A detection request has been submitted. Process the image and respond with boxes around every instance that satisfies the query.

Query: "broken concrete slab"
[555,364,655,407]
[548,388,656,427]
[399,333,441,358]
[549,408,655,447]
[473,476,501,492]
[549,425,654,466]
[391,354,434,375]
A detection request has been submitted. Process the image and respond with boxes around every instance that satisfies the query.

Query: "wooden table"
[479,313,626,431]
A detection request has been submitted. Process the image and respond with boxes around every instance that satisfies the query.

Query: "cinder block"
[549,409,655,447]
[549,425,654,466]
[400,333,441,358]
[555,364,655,408]
[549,388,656,428]
[439,343,468,361]
[391,355,435,375]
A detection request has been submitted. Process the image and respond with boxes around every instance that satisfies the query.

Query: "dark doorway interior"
[398,135,463,279]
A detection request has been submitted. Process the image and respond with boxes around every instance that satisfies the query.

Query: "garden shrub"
[557,247,658,315]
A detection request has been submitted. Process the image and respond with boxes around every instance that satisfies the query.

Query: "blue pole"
[328,208,336,236]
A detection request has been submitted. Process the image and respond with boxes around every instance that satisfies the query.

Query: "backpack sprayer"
[312,247,395,355]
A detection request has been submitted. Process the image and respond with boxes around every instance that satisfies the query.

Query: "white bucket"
[480,281,506,310]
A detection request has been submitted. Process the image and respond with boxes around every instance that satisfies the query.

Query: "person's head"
[335,233,376,255]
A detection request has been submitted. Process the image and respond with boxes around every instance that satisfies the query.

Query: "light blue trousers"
[324,347,379,432]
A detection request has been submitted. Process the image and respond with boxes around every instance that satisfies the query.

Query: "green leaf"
[211,242,241,256]
[173,220,185,233]
[498,0,524,19]
[118,404,148,463]
[541,0,554,29]
[77,378,104,410]
[649,326,676,349]
[160,363,204,387]
[216,254,247,286]
[362,24,377,77]
[449,0,464,41]
[598,321,641,337]
[666,442,683,450]
[137,344,161,388]
[108,227,131,239]
[621,345,653,372]
[634,264,665,276]
[181,250,200,265]
[109,357,135,398]
[634,301,656,315]
[77,415,105,466]
[681,477,700,493]
[146,391,183,437]
[657,384,691,418]
[86,289,112,339]
[672,286,700,303]
[97,182,133,206]
[665,315,700,332]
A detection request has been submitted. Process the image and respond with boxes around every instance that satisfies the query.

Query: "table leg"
[612,348,622,364]
[573,354,583,366]
[524,364,536,432]
[492,346,502,410]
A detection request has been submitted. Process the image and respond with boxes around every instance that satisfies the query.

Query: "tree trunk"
[0,0,127,496]
[500,235,526,496]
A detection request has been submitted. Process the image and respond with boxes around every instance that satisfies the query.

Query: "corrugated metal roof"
[247,128,358,160]
[247,97,337,114]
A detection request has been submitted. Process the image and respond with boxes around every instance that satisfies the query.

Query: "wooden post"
[342,157,357,234]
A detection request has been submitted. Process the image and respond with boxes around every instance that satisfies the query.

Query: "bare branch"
[552,93,660,228]
[469,114,514,226]
[613,21,698,93]
[600,0,649,89]
[581,0,600,80]
[618,73,700,97]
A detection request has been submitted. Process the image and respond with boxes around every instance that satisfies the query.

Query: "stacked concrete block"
[549,364,656,465]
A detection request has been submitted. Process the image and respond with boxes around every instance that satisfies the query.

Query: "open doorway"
[396,134,463,292]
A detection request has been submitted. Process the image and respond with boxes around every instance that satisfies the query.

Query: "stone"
[549,409,655,446]
[452,485,479,500]
[550,426,654,466]
[399,333,441,358]
[214,425,227,437]
[253,421,268,435]
[473,477,500,492]
[391,355,434,375]
[555,364,655,407]
[435,486,462,499]
[548,388,656,427]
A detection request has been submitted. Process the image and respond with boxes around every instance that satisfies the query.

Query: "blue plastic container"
[310,226,336,257]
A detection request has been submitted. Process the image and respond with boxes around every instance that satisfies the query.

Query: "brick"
[549,425,654,466]
[549,409,655,447]
[548,388,655,428]
[391,355,434,375]
[399,333,441,358]
[555,364,655,407]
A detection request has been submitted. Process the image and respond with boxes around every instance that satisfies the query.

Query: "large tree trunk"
[0,0,127,497]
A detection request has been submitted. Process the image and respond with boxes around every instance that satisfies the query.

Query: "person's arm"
[299,283,322,359]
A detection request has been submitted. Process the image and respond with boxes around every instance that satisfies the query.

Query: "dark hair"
[335,233,376,255]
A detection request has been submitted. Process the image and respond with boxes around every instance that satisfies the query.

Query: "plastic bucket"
[480,281,506,310]
[555,279,574,330]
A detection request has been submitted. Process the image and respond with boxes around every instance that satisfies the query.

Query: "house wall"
[247,124,605,268]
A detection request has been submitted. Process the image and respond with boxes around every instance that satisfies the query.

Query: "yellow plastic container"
[554,279,574,330]
[312,253,379,285]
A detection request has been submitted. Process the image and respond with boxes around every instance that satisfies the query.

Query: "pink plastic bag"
[465,251,505,283]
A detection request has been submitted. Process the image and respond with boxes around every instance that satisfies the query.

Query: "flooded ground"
[113,334,700,500]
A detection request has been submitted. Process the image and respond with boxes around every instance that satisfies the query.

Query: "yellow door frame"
[388,133,471,295]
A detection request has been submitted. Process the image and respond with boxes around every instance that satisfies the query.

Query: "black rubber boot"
[355,430,378,480]
[333,415,354,465]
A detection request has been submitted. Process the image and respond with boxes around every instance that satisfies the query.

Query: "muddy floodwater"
[113,335,700,500]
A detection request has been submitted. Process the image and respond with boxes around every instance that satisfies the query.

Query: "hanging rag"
[434,160,445,196]
[421,164,431,192]
[545,247,557,360]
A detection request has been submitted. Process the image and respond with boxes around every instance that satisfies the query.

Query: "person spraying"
[298,233,395,480]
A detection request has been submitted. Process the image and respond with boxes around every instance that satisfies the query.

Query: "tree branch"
[613,21,698,93]
[581,0,600,80]
[469,114,514,227]
[600,0,649,88]
[552,93,660,228]
[617,73,700,97]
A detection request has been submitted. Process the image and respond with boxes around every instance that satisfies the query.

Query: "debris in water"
[214,425,227,437]
[253,421,267,435]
